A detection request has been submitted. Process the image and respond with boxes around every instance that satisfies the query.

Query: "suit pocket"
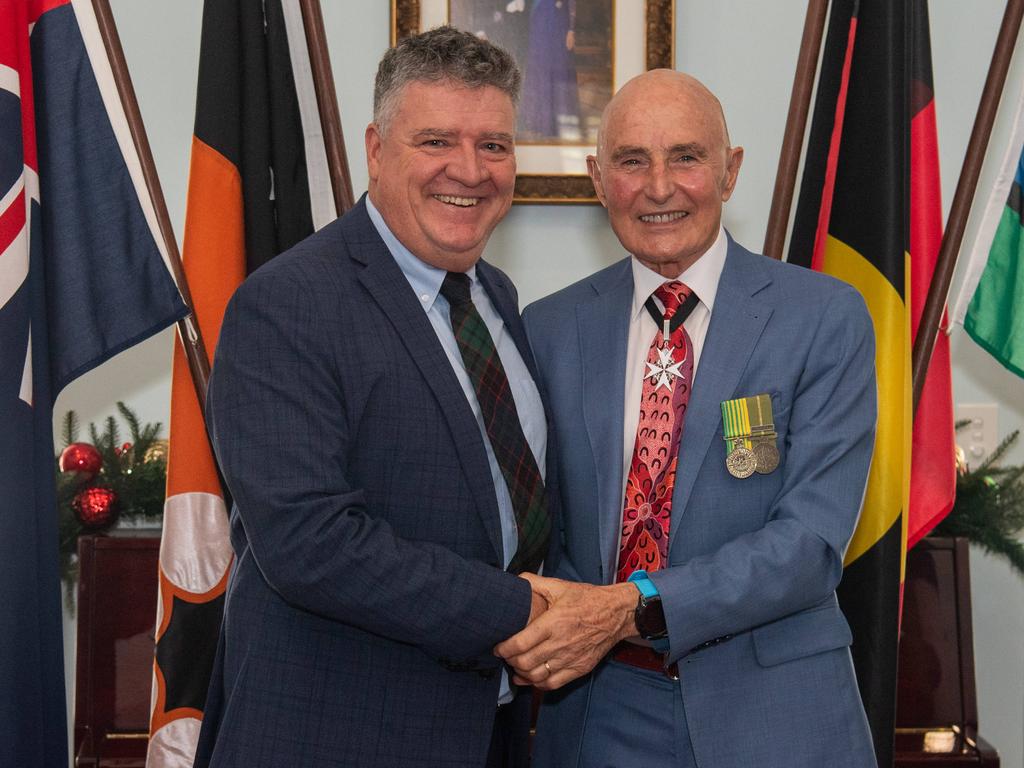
[752,599,852,667]
[767,389,792,437]
[718,390,791,457]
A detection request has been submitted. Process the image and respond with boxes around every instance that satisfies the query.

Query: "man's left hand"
[495,574,638,690]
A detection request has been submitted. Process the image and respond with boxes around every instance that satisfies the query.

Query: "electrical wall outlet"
[955,403,999,468]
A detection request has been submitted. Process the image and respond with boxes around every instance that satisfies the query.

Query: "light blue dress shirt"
[366,198,547,704]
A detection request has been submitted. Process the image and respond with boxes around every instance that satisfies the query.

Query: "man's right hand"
[501,574,638,690]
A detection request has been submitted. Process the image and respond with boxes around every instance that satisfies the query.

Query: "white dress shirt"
[366,198,546,705]
[620,227,728,503]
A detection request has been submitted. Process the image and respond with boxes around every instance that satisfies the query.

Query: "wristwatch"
[628,570,669,651]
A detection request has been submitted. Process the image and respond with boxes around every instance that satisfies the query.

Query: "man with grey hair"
[194,26,550,768]
[497,69,877,767]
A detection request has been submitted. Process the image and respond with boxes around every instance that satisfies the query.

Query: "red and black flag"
[907,0,955,549]
[147,0,340,763]
[788,0,910,764]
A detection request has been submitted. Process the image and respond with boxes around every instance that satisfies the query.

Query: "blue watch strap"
[628,570,670,653]
[628,569,659,598]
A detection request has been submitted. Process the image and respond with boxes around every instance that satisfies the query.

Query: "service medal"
[753,440,780,474]
[726,444,756,478]
[721,393,780,479]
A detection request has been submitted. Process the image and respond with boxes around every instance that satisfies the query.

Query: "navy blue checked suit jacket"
[193,197,552,767]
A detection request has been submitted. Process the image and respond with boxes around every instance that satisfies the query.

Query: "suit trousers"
[577,659,697,768]
[487,695,531,768]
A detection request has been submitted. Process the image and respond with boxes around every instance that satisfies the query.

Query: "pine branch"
[103,415,121,450]
[939,428,1024,579]
[984,531,1024,574]
[133,423,162,467]
[117,401,142,442]
[977,429,1020,473]
[141,421,162,444]
[56,402,169,614]
[61,411,79,446]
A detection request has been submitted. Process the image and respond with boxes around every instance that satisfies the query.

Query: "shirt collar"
[366,196,476,311]
[629,226,728,319]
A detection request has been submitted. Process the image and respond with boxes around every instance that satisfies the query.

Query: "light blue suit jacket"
[523,237,878,768]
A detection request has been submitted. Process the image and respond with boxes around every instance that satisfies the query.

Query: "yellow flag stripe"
[819,235,911,568]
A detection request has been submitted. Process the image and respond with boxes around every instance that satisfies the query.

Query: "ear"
[720,146,744,202]
[365,123,383,182]
[586,155,608,208]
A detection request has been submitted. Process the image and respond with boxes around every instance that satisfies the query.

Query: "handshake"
[493,573,642,691]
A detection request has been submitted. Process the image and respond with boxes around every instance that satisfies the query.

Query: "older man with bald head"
[496,70,878,767]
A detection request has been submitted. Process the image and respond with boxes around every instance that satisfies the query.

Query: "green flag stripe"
[964,198,1024,378]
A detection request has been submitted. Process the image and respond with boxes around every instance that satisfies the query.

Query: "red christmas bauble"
[59,443,102,478]
[73,486,118,528]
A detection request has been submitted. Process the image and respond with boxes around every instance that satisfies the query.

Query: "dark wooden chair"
[74,534,160,768]
[895,536,999,766]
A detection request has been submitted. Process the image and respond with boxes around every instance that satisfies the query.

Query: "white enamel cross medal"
[646,319,684,391]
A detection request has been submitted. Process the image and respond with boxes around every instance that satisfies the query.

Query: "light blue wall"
[58,2,1023,764]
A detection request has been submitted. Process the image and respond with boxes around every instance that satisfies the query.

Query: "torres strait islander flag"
[148,0,340,764]
[906,0,956,549]
[788,0,911,764]
[953,66,1024,380]
[0,1,186,764]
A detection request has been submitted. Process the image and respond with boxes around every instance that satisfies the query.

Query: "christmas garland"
[56,402,166,606]
[934,426,1024,577]
[51,408,1022,604]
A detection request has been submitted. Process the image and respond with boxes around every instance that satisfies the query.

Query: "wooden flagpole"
[91,0,213,414]
[912,0,1024,410]
[763,0,830,261]
[299,0,355,215]
[89,0,355,414]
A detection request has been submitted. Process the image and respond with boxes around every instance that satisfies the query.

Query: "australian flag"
[0,1,187,762]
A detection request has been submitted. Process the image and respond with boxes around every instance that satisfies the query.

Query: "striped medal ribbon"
[721,393,779,478]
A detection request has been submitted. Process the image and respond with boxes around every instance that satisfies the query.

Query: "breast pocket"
[714,390,789,487]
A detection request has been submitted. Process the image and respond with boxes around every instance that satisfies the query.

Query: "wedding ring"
[544,661,552,674]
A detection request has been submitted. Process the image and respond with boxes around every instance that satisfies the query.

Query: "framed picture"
[392,0,675,203]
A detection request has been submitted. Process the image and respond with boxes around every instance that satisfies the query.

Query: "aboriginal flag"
[147,0,340,763]
[907,0,955,549]
[788,0,910,764]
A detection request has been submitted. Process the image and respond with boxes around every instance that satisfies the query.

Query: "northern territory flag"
[147,0,340,764]
[788,0,910,765]
[907,0,955,549]
[0,1,186,764]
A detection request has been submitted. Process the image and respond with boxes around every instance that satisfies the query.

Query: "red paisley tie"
[615,281,694,583]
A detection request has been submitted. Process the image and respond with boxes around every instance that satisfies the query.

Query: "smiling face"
[365,80,517,272]
[588,70,743,278]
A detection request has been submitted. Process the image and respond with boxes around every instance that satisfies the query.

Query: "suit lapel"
[670,241,773,548]
[577,260,633,583]
[345,203,505,562]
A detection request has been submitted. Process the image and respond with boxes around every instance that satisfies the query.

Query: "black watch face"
[636,594,667,639]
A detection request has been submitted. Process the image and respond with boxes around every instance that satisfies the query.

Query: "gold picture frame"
[391,0,675,203]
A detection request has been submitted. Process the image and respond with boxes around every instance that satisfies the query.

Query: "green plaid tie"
[441,272,550,574]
